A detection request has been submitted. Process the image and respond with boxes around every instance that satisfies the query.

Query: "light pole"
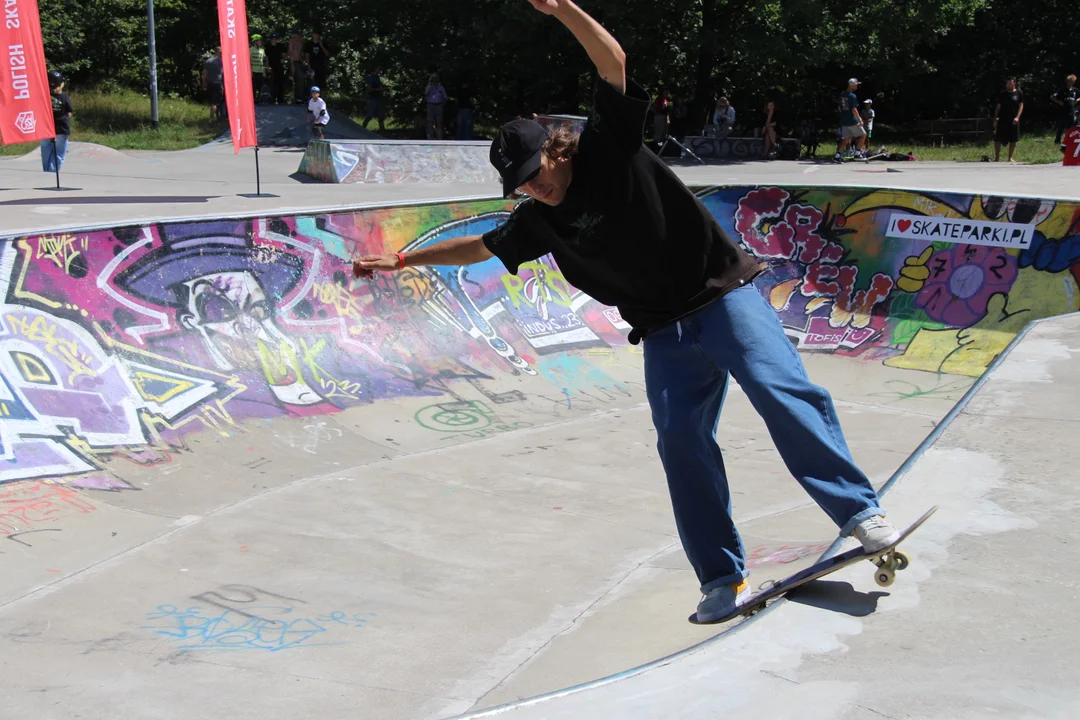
[148,0,160,129]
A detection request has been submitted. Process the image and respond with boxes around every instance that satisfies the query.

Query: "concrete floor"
[1,145,1078,719]
[457,313,1080,720]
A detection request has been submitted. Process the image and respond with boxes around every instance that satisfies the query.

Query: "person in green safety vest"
[250,34,267,104]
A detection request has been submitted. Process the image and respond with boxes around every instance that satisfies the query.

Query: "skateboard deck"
[689,506,938,625]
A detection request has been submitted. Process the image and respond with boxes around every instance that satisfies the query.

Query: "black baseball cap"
[490,119,548,198]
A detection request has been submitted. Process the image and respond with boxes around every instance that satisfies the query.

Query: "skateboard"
[689,506,938,625]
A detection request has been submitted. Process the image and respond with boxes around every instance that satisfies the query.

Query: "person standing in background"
[425,73,448,139]
[201,46,225,123]
[456,84,475,140]
[41,71,73,173]
[762,100,778,159]
[861,99,875,145]
[364,66,387,132]
[304,31,332,100]
[833,77,865,161]
[1051,74,1079,146]
[652,87,671,146]
[265,34,287,105]
[993,76,1024,162]
[288,30,307,103]
[249,34,267,103]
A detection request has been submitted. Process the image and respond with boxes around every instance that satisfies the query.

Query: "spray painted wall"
[0,186,1077,495]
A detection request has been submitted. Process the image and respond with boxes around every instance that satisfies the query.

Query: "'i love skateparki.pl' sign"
[886,213,1034,249]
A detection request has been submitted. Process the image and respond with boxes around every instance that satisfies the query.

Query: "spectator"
[364,66,386,132]
[710,96,735,139]
[201,46,225,123]
[304,31,332,99]
[425,73,448,139]
[652,87,671,144]
[1051,73,1079,145]
[670,95,689,141]
[762,100,778,159]
[834,77,866,161]
[862,99,875,144]
[41,71,72,173]
[456,84,474,140]
[288,30,307,103]
[265,33,287,105]
[249,34,266,104]
[993,76,1024,162]
[307,86,330,139]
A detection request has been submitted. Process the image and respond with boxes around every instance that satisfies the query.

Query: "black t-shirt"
[304,41,329,70]
[265,43,286,72]
[997,89,1023,121]
[51,92,73,136]
[1054,86,1080,117]
[482,77,760,344]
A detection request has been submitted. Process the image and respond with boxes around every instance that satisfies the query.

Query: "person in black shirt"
[993,76,1024,162]
[41,71,73,173]
[352,0,899,624]
[1051,73,1080,145]
[265,34,288,105]
[303,31,332,100]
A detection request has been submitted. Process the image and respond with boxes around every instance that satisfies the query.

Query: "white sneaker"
[854,515,900,554]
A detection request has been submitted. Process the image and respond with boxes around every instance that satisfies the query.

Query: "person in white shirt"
[307,86,330,139]
[862,99,875,143]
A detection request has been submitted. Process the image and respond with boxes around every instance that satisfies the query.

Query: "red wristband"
[396,252,406,269]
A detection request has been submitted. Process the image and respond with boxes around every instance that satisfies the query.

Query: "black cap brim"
[502,149,542,198]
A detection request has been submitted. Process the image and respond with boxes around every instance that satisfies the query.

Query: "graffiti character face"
[177,271,288,371]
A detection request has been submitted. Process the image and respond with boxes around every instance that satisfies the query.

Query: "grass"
[0,88,219,156]
[880,130,1065,164]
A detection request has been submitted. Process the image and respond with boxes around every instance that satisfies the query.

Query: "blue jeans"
[643,283,884,592]
[40,135,68,172]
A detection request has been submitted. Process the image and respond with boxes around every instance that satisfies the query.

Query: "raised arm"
[528,0,626,94]
[352,235,493,278]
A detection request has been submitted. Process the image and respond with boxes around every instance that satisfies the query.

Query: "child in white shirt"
[307,86,330,138]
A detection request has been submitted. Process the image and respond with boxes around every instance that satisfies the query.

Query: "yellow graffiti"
[131,370,197,404]
[34,233,88,275]
[897,247,934,293]
[6,314,96,384]
[312,281,366,332]
[13,240,63,309]
[298,338,366,400]
[501,261,574,311]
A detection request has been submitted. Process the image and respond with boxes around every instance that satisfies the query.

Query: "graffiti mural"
[701,187,1080,376]
[0,186,1077,496]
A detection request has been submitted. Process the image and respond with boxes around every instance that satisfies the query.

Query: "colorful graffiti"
[298,139,499,184]
[0,186,1077,498]
[701,187,1080,376]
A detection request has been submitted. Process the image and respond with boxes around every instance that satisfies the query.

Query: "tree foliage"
[38,0,1077,131]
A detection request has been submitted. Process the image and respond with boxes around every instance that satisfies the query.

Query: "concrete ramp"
[211,104,381,148]
[298,139,499,184]
[1,185,1078,718]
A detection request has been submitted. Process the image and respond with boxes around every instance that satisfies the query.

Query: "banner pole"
[53,140,60,189]
[255,145,261,195]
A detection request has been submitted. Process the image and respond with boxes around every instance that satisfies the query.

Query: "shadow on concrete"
[788,579,888,617]
[288,171,322,184]
[0,195,218,206]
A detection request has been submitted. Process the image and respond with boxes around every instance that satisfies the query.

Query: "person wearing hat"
[41,71,73,173]
[307,86,330,138]
[834,77,866,161]
[862,99,875,143]
[352,0,900,624]
[250,34,267,104]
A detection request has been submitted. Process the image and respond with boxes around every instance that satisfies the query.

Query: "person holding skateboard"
[353,0,900,623]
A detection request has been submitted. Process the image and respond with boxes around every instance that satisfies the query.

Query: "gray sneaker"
[695,579,749,623]
[854,515,901,554]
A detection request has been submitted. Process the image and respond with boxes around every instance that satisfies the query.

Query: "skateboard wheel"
[892,550,910,571]
[875,567,896,587]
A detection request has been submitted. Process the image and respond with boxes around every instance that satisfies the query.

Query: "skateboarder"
[353,0,900,623]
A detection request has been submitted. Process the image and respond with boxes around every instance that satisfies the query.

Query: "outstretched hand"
[526,0,561,14]
[352,254,401,279]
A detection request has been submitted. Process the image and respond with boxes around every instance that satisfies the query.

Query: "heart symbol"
[897,219,912,233]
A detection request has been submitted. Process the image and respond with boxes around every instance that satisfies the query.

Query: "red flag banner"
[216,0,257,153]
[0,0,55,145]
